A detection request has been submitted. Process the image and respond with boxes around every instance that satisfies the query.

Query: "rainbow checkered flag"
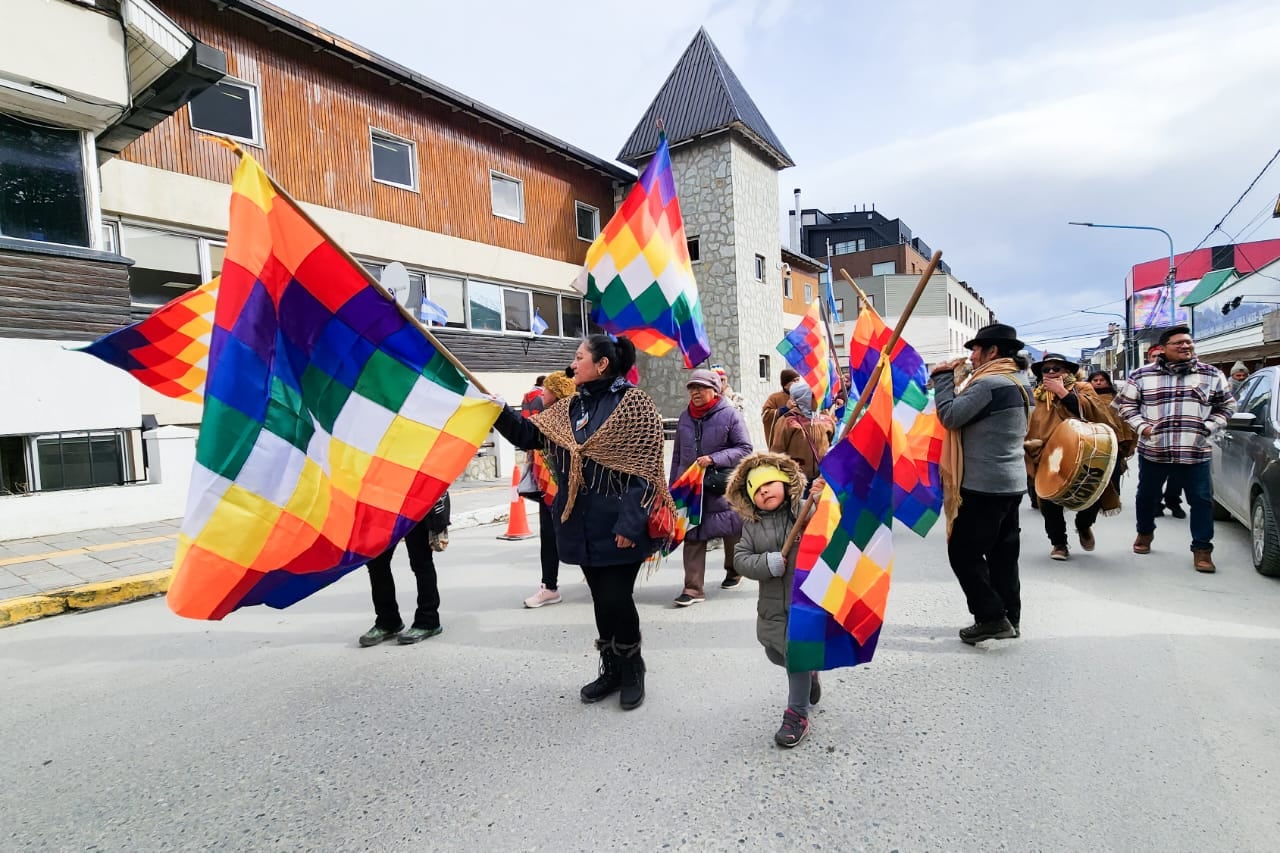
[81,278,218,402]
[166,152,500,620]
[787,364,900,671]
[777,299,840,410]
[666,462,705,554]
[574,134,710,367]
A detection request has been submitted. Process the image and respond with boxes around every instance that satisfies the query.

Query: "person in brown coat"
[1024,354,1117,561]
[761,368,800,440]
[768,382,834,483]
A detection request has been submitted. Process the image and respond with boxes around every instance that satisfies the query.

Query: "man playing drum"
[932,323,1031,645]
[1024,354,1119,561]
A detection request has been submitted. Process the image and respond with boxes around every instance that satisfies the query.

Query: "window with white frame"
[532,292,561,336]
[833,238,866,254]
[188,78,261,145]
[804,283,813,303]
[490,171,524,222]
[833,332,846,347]
[427,274,465,328]
[370,129,417,190]
[468,280,503,331]
[120,224,218,309]
[783,275,793,299]
[575,201,600,242]
[754,254,766,281]
[0,429,137,494]
[835,298,845,315]
[503,287,532,332]
[871,260,896,275]
[0,113,90,247]
[561,297,585,338]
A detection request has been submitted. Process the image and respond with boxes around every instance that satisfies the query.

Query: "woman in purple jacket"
[670,369,754,606]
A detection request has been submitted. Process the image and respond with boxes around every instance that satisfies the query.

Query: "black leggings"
[582,561,643,644]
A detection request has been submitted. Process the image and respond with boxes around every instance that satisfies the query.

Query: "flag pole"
[838,267,874,312]
[780,250,943,557]
[207,137,491,396]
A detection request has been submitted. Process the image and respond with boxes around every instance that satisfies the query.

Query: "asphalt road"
[3,498,1279,852]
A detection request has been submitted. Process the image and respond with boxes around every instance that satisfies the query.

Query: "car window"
[1245,374,1274,428]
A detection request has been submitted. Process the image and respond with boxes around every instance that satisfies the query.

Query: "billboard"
[1132,281,1196,329]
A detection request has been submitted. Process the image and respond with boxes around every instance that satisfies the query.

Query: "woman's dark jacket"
[494,376,658,567]
[669,397,753,541]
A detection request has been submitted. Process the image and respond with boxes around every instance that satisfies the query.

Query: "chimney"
[791,187,802,252]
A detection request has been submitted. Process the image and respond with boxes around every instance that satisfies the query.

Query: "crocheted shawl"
[530,387,676,531]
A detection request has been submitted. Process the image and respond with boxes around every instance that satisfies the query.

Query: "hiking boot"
[720,573,743,590]
[673,592,705,607]
[1050,546,1069,561]
[774,709,810,748]
[1133,533,1154,554]
[959,617,1015,645]
[1078,527,1096,552]
[809,672,821,706]
[614,640,645,711]
[1193,549,1216,573]
[523,584,562,608]
[580,640,621,704]
[397,625,443,644]
[358,623,403,647]
[1168,505,1187,519]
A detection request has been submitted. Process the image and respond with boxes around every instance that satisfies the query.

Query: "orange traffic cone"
[497,464,535,540]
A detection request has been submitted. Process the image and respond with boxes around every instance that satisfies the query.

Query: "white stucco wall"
[0,339,141,435]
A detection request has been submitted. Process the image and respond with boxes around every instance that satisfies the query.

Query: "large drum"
[1034,419,1118,510]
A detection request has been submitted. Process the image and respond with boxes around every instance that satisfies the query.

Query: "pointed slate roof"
[618,28,793,169]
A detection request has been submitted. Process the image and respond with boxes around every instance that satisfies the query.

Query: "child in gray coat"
[728,452,821,748]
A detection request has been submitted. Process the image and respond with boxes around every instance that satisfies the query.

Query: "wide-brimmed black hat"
[1031,352,1080,378]
[963,323,1024,350]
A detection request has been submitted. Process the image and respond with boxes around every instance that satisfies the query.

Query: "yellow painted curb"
[0,569,174,628]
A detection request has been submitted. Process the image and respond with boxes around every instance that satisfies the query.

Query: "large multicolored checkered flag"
[167,152,500,620]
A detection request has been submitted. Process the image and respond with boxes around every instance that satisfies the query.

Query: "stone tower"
[617,28,793,449]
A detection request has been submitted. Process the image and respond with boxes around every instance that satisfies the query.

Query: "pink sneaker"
[523,584,562,608]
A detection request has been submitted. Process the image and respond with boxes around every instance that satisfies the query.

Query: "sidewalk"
[0,478,512,626]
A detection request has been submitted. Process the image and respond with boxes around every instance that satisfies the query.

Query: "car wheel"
[1212,498,1232,521]
[1250,492,1280,577]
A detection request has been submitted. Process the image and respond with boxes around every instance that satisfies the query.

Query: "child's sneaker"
[523,584,562,608]
[774,708,810,748]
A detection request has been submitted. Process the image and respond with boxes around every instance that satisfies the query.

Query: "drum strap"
[1004,376,1031,417]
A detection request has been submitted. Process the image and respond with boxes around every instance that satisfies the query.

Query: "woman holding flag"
[669,368,753,605]
[492,335,672,711]
[768,382,835,483]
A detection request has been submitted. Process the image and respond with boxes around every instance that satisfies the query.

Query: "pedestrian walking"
[1145,345,1186,517]
[669,368,753,605]
[727,452,821,748]
[931,323,1030,644]
[492,335,669,710]
[768,382,834,483]
[761,368,800,440]
[358,491,451,647]
[1023,354,1117,560]
[1114,325,1236,572]
[520,370,577,609]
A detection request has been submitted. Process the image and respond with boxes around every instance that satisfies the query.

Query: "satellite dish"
[381,262,413,308]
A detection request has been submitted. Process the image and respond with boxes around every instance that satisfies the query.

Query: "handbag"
[693,417,732,497]
[647,502,675,540]
[516,459,542,499]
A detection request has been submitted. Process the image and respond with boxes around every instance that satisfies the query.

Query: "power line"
[1188,144,1280,255]
[1015,298,1126,329]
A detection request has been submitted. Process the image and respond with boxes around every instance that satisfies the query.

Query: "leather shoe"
[1133,533,1153,554]
[1193,549,1216,573]
[1078,527,1096,551]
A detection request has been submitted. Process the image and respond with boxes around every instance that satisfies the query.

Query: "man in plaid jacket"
[1114,326,1236,572]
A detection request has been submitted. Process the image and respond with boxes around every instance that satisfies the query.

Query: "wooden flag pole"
[208,136,492,396]
[838,267,874,312]
[779,250,943,558]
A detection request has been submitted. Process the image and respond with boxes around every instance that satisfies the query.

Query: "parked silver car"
[1211,366,1280,576]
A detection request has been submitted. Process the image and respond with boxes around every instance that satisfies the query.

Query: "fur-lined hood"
[726,451,807,523]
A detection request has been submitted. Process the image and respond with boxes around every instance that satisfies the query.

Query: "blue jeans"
[1135,458,1214,551]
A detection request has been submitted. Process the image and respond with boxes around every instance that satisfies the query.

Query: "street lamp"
[1068,221,1178,377]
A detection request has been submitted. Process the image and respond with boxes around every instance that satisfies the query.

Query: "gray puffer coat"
[727,452,807,662]
[669,397,753,541]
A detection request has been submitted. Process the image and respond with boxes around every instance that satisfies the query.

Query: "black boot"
[614,640,645,711]
[580,639,621,703]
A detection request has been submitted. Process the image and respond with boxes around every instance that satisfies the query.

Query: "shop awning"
[1181,268,1236,306]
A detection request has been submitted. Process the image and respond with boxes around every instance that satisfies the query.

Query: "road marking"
[0,534,179,569]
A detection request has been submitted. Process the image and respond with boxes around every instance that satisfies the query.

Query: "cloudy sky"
[285,0,1280,353]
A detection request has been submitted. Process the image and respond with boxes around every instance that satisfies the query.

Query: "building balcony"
[0,237,131,342]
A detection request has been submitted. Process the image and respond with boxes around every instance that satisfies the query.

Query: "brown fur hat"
[726,451,807,523]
